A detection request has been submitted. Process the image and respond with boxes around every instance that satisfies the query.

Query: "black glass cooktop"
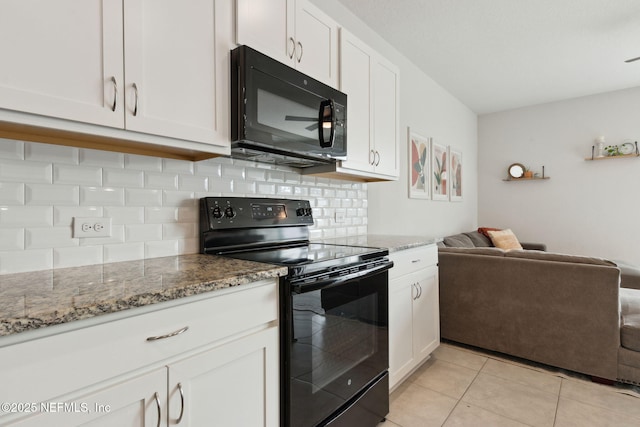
[220,243,388,277]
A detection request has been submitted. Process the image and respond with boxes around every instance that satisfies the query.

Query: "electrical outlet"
[73,217,112,238]
[334,210,346,224]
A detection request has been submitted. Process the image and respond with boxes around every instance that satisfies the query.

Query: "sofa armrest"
[520,242,547,251]
[616,261,640,290]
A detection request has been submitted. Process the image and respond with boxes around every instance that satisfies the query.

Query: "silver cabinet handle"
[146,326,189,341]
[132,83,139,116]
[374,151,380,166]
[369,149,375,165]
[296,41,303,62]
[288,37,296,59]
[411,259,421,264]
[176,383,185,424]
[417,283,422,299]
[411,283,417,300]
[153,392,161,427]
[110,76,117,112]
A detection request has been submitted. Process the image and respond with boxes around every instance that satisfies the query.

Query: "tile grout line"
[438,354,488,426]
[552,378,563,426]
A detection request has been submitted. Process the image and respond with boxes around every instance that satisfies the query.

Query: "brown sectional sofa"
[438,230,640,384]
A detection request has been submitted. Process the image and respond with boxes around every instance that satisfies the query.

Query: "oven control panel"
[200,197,314,230]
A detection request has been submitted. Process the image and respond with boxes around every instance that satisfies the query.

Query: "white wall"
[478,86,640,265]
[312,0,478,237]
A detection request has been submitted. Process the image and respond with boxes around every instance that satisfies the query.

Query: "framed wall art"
[431,140,448,201]
[408,128,430,199]
[449,147,462,201]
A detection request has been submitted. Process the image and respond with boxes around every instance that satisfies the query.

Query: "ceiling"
[336,0,640,114]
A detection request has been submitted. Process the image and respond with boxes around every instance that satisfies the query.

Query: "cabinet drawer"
[389,244,438,280]
[0,279,278,406]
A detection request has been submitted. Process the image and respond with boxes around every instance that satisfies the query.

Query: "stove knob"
[224,206,236,218]
[212,207,223,219]
[305,208,313,217]
[296,208,305,216]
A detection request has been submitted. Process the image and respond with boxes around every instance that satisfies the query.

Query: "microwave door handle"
[318,99,336,148]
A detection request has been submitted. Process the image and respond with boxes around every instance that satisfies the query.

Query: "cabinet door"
[372,56,399,177]
[413,266,440,361]
[167,327,279,427]
[339,29,374,173]
[388,277,414,389]
[236,0,294,66]
[4,368,167,427]
[294,0,339,87]
[0,0,124,128]
[123,0,227,145]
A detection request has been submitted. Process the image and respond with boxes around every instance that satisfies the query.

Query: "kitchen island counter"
[0,254,287,339]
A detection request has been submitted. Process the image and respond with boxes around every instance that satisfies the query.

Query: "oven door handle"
[291,261,393,294]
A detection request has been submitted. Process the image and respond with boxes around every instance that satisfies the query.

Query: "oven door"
[282,262,391,427]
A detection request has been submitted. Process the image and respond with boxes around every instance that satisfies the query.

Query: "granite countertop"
[0,254,287,338]
[318,234,440,253]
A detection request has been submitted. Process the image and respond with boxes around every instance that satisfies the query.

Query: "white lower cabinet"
[388,245,439,390]
[0,280,279,427]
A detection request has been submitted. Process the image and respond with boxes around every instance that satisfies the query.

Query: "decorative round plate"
[619,142,635,155]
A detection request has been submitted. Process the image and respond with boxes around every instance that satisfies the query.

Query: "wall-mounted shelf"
[585,153,640,161]
[502,177,550,182]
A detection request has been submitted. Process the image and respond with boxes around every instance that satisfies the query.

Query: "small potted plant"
[523,166,534,179]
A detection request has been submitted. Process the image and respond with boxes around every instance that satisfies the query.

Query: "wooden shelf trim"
[502,177,550,182]
[584,153,640,161]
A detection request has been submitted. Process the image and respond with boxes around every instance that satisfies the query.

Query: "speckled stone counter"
[0,254,287,338]
[318,234,440,253]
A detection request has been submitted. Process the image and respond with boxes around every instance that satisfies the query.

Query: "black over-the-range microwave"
[230,45,347,168]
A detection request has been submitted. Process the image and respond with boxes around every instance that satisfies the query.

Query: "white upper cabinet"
[0,0,124,128]
[236,0,339,87]
[305,28,399,181]
[123,0,227,145]
[0,0,232,160]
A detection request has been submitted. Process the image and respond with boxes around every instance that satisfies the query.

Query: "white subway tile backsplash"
[103,206,144,224]
[0,183,24,205]
[178,238,199,255]
[145,207,178,224]
[103,168,144,188]
[163,223,196,240]
[0,206,53,227]
[163,191,195,207]
[124,188,162,207]
[54,245,102,269]
[125,154,162,171]
[1,140,367,274]
[0,160,52,184]
[0,248,53,274]
[54,206,103,226]
[125,224,163,242]
[163,158,194,174]
[178,175,207,192]
[25,227,77,249]
[81,187,124,206]
[103,242,145,263]
[0,139,24,159]
[145,172,178,189]
[0,229,24,251]
[79,148,124,168]
[54,164,102,186]
[145,240,179,258]
[25,142,78,164]
[26,184,79,206]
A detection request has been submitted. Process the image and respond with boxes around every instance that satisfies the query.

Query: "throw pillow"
[478,227,501,238]
[487,228,523,250]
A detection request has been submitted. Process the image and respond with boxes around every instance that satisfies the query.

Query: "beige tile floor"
[380,343,640,427]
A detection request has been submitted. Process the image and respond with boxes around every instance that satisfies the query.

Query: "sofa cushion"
[442,233,475,248]
[487,228,523,250]
[464,231,493,247]
[620,288,640,352]
[505,250,617,267]
[438,247,506,256]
